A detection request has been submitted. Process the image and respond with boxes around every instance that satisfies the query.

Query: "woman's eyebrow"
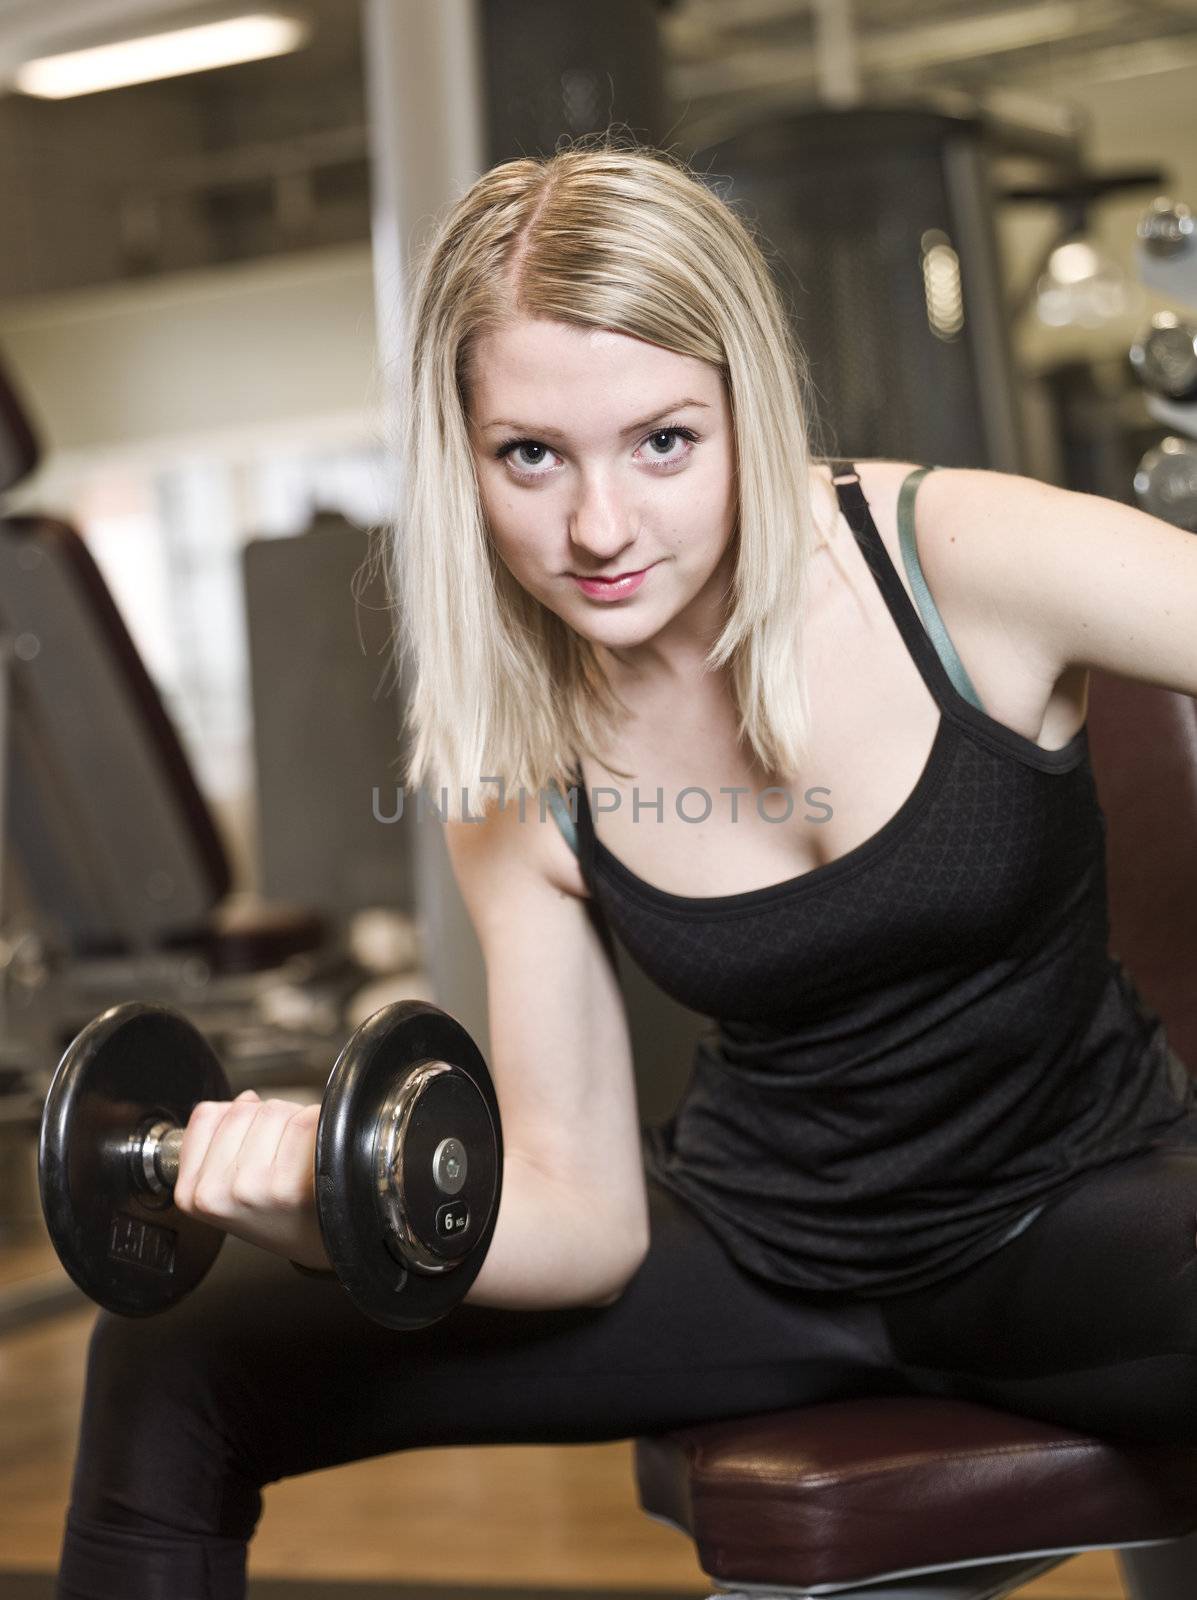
[480,398,710,440]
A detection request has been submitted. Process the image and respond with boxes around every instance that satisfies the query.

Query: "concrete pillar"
[361,0,490,1056]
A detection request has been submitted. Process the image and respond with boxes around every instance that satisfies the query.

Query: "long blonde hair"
[386,133,829,824]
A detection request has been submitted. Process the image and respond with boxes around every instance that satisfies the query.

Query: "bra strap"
[897,466,985,713]
[545,779,580,859]
[832,462,982,718]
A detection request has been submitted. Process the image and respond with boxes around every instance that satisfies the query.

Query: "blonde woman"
[57,138,1197,1599]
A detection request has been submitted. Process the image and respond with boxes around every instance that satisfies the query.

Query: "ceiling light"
[1034,238,1139,330]
[15,13,310,100]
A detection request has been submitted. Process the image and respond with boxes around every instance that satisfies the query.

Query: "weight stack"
[481,0,671,162]
[694,106,1028,471]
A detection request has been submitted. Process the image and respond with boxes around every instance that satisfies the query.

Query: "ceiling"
[0,0,1193,300]
[0,0,367,298]
[1,1,1194,153]
[3,0,1197,105]
[659,0,1197,146]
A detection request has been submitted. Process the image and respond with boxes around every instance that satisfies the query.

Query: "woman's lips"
[571,564,653,600]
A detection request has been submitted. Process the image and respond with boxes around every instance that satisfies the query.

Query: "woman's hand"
[172,1090,332,1271]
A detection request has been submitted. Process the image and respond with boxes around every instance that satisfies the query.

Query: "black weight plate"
[397,1071,498,1261]
[316,1000,503,1330]
[39,1002,231,1316]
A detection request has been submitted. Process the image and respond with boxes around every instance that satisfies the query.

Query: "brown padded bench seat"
[635,1394,1197,1592]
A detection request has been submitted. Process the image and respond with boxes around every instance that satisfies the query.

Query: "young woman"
[56,138,1197,1599]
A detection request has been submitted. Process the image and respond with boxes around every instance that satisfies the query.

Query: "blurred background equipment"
[1130,192,1197,524]
[242,509,415,922]
[1003,169,1164,333]
[0,387,389,1070]
[482,0,668,163]
[695,105,1032,470]
[1133,435,1197,529]
[691,110,1167,472]
[1129,311,1197,402]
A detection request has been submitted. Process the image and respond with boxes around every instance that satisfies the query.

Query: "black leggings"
[58,1132,1197,1598]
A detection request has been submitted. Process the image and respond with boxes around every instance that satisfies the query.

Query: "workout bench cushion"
[634,1394,1197,1591]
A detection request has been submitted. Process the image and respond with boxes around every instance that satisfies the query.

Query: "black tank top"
[550,463,1197,1297]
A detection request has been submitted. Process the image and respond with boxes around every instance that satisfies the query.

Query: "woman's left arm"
[923,467,1197,700]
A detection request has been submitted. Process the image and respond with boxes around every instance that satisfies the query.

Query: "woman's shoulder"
[445,783,593,908]
[811,457,930,556]
[811,456,928,511]
[828,456,928,493]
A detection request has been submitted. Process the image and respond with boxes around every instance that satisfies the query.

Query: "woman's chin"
[565,606,662,649]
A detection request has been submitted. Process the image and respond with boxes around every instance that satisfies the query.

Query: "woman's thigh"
[878,1138,1197,1444]
[69,1176,910,1543]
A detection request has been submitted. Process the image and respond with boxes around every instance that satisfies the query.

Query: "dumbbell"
[1136,197,1197,307]
[1138,197,1195,262]
[1133,436,1197,532]
[38,998,502,1329]
[1130,313,1197,403]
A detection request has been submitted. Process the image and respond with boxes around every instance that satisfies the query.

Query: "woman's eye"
[640,428,694,464]
[500,440,555,476]
[495,426,697,481]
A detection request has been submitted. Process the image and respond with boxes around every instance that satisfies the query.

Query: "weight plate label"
[109,1211,177,1276]
[435,1200,470,1240]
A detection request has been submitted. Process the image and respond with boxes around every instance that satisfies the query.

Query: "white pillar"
[811,0,861,108]
[362,0,491,1055]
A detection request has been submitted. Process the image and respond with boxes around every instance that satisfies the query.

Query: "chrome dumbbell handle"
[132,1121,185,1194]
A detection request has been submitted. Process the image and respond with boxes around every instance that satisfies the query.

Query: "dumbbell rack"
[1131,196,1197,522]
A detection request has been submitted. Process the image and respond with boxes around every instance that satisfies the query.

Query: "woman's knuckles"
[186,1101,225,1131]
[192,1160,310,1213]
[269,1173,313,1210]
[187,1097,309,1131]
[227,1175,271,1210]
[189,1179,228,1220]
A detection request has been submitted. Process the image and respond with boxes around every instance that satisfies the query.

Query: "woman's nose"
[568,484,637,564]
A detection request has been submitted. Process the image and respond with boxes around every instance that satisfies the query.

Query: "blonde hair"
[386,133,829,824]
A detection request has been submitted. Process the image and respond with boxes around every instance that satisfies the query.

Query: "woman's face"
[466,316,737,673]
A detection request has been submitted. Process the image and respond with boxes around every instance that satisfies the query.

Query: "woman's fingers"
[225,1099,303,1210]
[272,1103,321,1211]
[175,1092,306,1225]
[171,1097,240,1211]
[169,1091,326,1265]
[180,1097,260,1219]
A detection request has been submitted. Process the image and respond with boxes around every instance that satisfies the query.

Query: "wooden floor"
[0,1227,1128,1597]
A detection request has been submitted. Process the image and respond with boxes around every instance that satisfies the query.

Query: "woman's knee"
[70,1264,280,1538]
[81,1282,260,1440]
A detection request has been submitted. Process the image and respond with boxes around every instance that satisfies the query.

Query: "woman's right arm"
[444,799,651,1311]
